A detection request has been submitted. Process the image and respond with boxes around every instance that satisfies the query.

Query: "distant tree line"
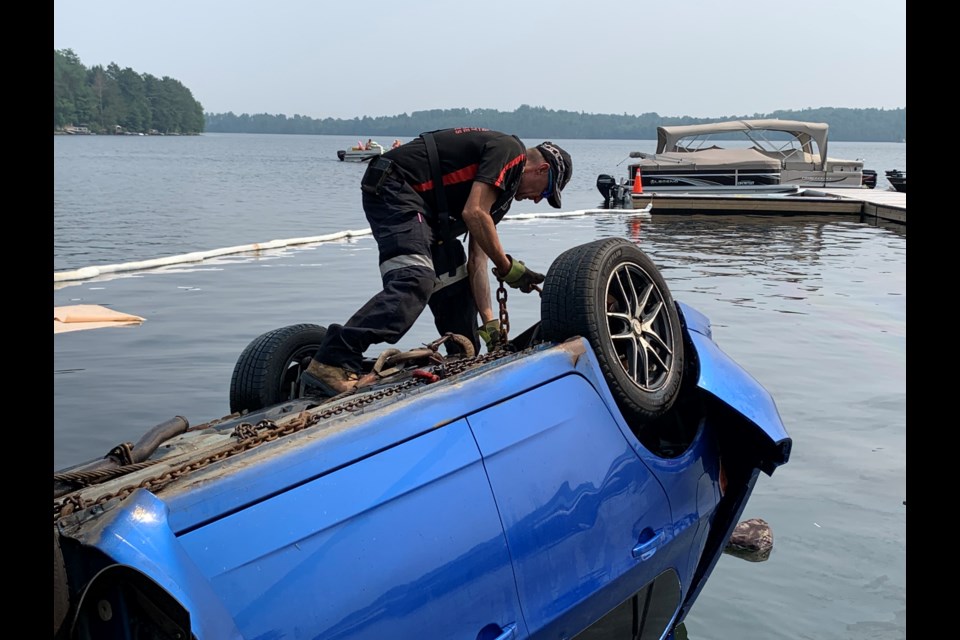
[53,48,905,141]
[54,49,205,135]
[205,105,906,142]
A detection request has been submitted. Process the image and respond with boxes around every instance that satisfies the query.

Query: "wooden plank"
[628,188,905,223]
[803,188,906,210]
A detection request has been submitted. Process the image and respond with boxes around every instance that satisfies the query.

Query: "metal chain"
[497,281,510,345]
[495,279,543,346]
[53,348,519,523]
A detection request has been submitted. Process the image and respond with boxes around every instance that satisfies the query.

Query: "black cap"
[536,142,573,209]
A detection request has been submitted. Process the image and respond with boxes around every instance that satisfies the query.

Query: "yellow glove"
[478,319,502,352]
[493,255,545,293]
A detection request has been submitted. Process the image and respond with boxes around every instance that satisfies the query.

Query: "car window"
[574,570,682,640]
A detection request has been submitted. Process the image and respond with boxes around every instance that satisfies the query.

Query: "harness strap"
[421,132,451,241]
[420,131,456,276]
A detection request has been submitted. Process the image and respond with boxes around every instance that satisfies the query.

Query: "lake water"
[53,133,906,640]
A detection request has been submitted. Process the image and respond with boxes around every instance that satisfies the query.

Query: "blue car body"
[54,300,790,640]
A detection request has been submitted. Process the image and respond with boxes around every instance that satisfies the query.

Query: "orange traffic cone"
[632,168,643,194]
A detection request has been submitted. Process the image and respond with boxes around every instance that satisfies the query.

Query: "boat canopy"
[631,147,782,171]
[656,119,830,166]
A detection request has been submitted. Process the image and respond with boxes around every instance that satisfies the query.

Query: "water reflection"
[587,214,906,318]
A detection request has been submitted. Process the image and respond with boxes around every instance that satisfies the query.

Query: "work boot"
[300,360,364,397]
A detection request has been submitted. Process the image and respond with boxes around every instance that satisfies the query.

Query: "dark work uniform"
[315,128,527,371]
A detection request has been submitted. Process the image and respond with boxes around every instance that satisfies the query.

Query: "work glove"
[493,255,545,293]
[478,319,502,352]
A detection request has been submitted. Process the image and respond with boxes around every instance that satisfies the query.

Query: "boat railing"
[628,151,688,164]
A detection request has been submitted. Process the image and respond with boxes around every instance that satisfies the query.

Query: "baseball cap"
[536,142,573,209]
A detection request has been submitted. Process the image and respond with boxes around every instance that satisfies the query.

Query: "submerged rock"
[723,517,773,562]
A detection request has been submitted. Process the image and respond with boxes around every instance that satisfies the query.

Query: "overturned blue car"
[53,237,791,640]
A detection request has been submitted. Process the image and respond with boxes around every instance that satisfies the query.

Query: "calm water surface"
[53,134,906,640]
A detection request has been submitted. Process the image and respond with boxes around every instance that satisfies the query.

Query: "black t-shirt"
[385,128,526,236]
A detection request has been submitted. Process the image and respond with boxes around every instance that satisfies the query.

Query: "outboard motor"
[597,174,618,208]
[597,174,633,209]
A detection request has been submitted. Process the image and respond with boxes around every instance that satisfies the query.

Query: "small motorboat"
[337,140,385,162]
[885,169,906,192]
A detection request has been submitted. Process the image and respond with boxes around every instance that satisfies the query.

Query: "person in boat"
[392,139,402,149]
[301,128,572,395]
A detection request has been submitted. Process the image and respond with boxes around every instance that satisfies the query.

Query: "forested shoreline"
[54,49,205,135]
[205,106,905,142]
[55,49,906,142]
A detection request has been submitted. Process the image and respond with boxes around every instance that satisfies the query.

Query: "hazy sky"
[53,0,906,120]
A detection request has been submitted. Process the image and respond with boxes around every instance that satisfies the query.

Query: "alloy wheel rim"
[605,263,675,391]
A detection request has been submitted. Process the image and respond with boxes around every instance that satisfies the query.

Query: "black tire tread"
[229,323,327,413]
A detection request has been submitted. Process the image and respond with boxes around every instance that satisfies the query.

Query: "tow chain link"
[53,348,517,523]
[495,279,542,347]
[496,281,510,346]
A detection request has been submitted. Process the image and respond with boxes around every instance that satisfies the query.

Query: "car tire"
[229,323,328,414]
[540,237,684,421]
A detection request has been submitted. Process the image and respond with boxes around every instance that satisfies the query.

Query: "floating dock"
[628,188,905,224]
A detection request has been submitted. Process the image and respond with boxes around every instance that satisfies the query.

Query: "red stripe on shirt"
[411,152,524,193]
[494,153,526,188]
[412,164,479,193]
[445,165,478,186]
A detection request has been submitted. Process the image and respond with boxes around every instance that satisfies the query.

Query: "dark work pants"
[315,170,479,371]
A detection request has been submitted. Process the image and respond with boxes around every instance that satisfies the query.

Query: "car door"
[178,418,526,639]
[468,374,679,639]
